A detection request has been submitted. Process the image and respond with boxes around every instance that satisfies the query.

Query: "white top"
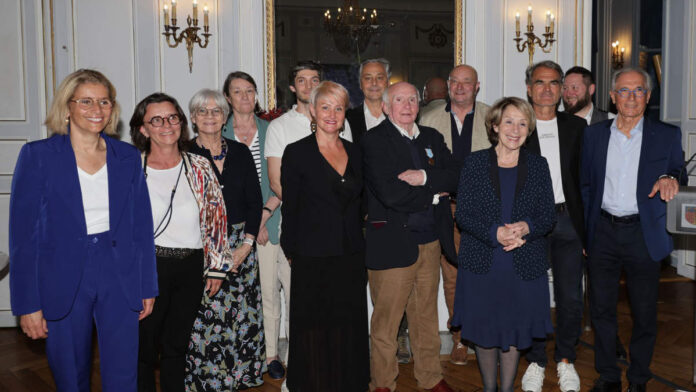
[363,103,386,131]
[146,161,203,249]
[265,104,353,158]
[535,118,566,204]
[236,133,262,184]
[77,164,110,234]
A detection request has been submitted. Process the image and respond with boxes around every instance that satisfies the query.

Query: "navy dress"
[453,166,553,351]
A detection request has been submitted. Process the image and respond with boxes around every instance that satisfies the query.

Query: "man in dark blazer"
[581,68,682,392]
[562,66,614,125]
[363,82,459,392]
[522,61,587,392]
[345,58,390,145]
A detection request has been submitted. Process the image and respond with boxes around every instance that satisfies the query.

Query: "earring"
[65,117,70,123]
[311,121,317,132]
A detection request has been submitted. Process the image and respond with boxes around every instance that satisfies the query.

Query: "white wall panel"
[0,140,26,175]
[0,0,26,121]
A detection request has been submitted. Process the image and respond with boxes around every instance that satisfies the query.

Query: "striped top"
[235,132,262,184]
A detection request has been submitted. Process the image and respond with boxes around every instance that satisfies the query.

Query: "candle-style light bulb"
[527,5,532,26]
[164,4,169,26]
[550,14,554,31]
[204,5,209,27]
[193,0,198,21]
[515,12,520,35]
[546,10,550,27]
[171,0,177,21]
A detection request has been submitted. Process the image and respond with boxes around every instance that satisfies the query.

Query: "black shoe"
[267,359,285,379]
[589,378,621,392]
[627,383,646,392]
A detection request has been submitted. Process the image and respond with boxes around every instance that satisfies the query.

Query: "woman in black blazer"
[280,81,369,392]
[452,97,556,392]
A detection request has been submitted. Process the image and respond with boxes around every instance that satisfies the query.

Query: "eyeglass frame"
[145,114,182,127]
[195,107,225,117]
[613,87,649,98]
[69,97,114,109]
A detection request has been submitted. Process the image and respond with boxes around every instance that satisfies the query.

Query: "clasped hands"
[497,221,530,252]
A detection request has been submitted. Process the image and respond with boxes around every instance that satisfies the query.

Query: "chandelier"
[323,0,383,58]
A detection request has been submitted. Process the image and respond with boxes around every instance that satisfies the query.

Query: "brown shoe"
[396,332,412,364]
[428,379,455,392]
[449,331,468,365]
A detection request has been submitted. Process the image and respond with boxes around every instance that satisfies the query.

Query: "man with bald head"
[419,64,491,365]
[420,77,448,117]
[363,82,459,392]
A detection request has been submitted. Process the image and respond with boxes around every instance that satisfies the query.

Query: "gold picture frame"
[263,0,464,109]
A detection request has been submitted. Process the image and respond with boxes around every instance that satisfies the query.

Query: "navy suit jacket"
[9,133,157,320]
[456,148,556,280]
[581,117,683,261]
[362,120,459,269]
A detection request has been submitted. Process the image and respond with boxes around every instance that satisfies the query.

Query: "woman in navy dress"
[452,97,556,392]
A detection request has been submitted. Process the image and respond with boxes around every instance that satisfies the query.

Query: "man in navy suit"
[363,82,459,392]
[581,67,682,392]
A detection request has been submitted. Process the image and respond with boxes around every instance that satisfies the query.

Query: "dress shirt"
[601,118,643,216]
[363,103,385,130]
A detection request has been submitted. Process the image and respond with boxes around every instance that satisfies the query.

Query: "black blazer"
[362,120,460,269]
[525,111,586,244]
[456,148,556,280]
[346,104,368,146]
[280,134,364,259]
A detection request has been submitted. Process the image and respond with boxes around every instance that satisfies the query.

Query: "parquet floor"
[0,267,693,391]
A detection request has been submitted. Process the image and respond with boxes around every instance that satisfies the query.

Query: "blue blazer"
[9,133,158,320]
[455,148,556,280]
[581,117,683,261]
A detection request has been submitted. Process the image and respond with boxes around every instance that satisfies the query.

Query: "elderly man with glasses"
[581,67,683,392]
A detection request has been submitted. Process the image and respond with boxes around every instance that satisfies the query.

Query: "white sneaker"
[521,362,545,392]
[557,361,580,392]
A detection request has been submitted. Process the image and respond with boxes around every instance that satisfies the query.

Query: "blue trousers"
[588,213,659,383]
[45,232,140,392]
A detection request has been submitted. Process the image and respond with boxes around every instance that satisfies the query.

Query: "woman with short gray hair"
[185,88,266,390]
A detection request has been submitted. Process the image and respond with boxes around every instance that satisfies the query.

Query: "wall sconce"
[513,6,556,65]
[611,41,625,69]
[162,0,212,73]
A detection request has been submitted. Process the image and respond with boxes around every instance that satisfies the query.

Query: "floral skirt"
[185,222,267,391]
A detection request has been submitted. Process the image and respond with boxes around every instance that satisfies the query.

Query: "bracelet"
[243,238,254,246]
[263,206,273,215]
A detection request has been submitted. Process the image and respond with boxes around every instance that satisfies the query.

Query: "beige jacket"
[419,100,491,153]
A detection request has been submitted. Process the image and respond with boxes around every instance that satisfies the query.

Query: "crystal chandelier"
[323,0,383,58]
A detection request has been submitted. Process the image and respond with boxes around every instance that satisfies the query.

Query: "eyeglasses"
[146,114,181,127]
[615,87,648,98]
[70,98,113,109]
[196,107,224,117]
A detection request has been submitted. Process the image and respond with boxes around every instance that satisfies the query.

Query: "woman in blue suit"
[9,69,157,391]
[452,97,555,392]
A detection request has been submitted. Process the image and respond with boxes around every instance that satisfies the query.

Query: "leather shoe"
[373,388,391,392]
[428,379,455,392]
[267,359,285,380]
[589,378,621,392]
[627,383,646,392]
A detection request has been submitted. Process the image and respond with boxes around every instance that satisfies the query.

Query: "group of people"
[9,56,682,392]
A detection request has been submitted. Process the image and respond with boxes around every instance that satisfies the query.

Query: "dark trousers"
[588,213,659,383]
[46,232,139,392]
[138,250,204,392]
[525,209,584,366]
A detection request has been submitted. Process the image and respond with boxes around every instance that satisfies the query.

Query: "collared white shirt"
[536,118,566,204]
[451,107,474,135]
[602,117,643,216]
[265,104,353,159]
[363,103,385,131]
[392,121,420,140]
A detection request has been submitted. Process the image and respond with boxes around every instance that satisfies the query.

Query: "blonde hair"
[310,81,350,108]
[45,69,121,135]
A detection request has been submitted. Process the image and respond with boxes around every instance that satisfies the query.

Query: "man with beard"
[264,60,353,391]
[562,66,614,125]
